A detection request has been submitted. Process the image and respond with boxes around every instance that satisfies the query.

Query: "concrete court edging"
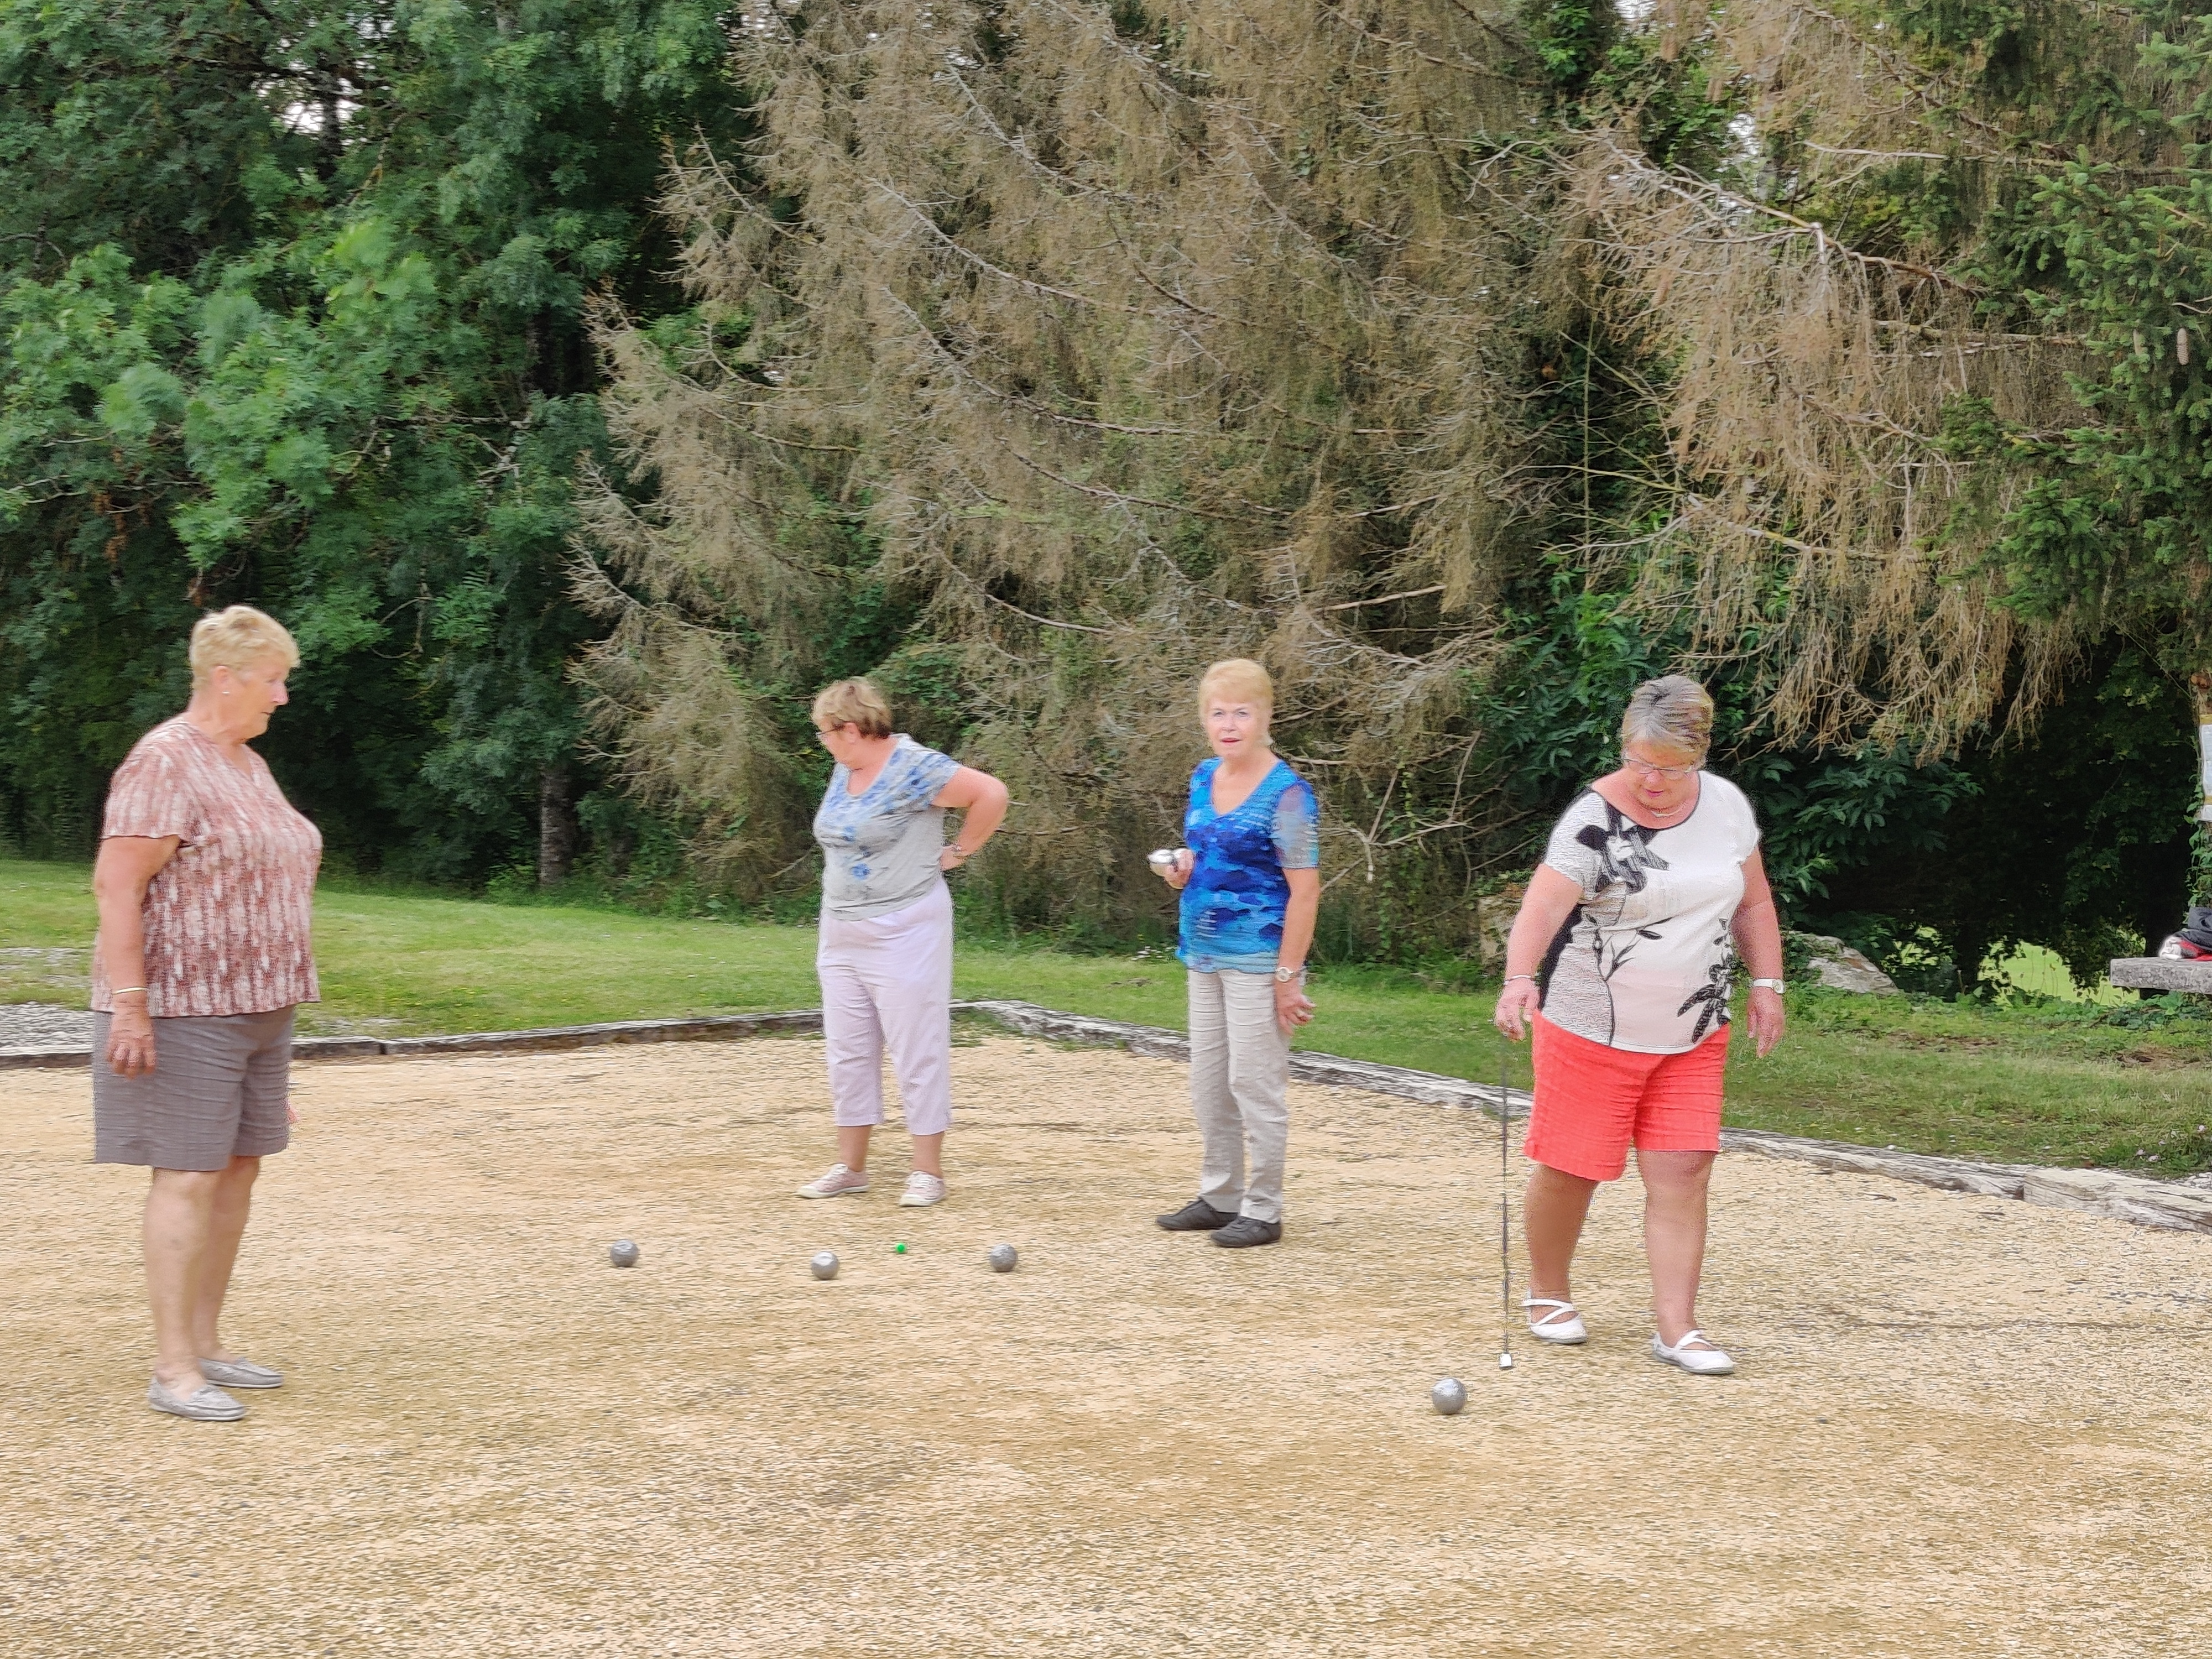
[7,997,2211,1235]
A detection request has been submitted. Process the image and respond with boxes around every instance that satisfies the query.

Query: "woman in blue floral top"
[795,678,1009,1209]
[1151,659,1320,1248]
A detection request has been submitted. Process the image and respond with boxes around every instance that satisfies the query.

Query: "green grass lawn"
[8,855,2211,1173]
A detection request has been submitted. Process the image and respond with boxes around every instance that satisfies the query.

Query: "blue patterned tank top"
[1176,757,1320,974]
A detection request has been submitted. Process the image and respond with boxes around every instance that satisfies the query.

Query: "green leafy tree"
[1963,12,2212,893]
[0,0,747,881]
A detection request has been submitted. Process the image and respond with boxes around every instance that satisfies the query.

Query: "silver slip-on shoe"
[197,1355,284,1389]
[147,1377,247,1421]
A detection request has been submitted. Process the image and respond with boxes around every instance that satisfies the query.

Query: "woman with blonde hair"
[1151,659,1320,1248]
[796,678,1009,1207]
[93,605,322,1421]
[1491,675,1786,1375]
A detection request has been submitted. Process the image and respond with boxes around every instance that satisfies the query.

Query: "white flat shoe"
[1651,1329,1735,1376]
[1523,1296,1588,1344]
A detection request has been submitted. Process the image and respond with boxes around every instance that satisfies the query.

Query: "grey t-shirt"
[813,735,963,919]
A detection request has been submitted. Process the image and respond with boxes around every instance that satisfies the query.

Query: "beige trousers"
[1187,968,1291,1223]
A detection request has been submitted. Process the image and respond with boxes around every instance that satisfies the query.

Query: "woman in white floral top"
[92,606,322,1422]
[1490,676,1786,1377]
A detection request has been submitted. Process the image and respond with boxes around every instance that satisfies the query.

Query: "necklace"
[1623,785,1694,823]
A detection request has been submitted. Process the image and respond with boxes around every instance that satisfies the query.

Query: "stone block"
[2109,957,2212,994]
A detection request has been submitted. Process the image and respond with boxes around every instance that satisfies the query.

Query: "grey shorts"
[92,1008,296,1171]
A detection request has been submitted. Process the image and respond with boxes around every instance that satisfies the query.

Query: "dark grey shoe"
[1209,1216,1284,1248]
[1155,1198,1238,1232]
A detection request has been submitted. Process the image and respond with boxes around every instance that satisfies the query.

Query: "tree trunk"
[539,765,578,889]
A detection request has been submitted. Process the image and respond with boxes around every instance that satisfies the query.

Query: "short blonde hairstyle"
[811,677,894,739]
[190,606,300,690]
[1621,675,1714,760]
[1197,658,1274,722]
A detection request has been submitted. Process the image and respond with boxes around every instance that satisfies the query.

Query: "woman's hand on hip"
[1492,978,1541,1041]
[1274,973,1314,1035]
[1746,985,1786,1057]
[106,1005,156,1078]
[1154,848,1193,891]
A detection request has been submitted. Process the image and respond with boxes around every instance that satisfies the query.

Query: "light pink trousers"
[816,880,954,1135]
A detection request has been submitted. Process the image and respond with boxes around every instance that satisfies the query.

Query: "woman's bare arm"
[92,836,180,1077]
[1733,849,1787,1057]
[933,766,1010,866]
[1278,866,1319,972]
[1271,865,1321,1032]
[1491,864,1582,1039]
[1730,849,1783,977]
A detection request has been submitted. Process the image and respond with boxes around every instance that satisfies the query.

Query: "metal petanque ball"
[1431,1377,1468,1416]
[608,1239,640,1269]
[987,1243,1019,1273]
[810,1250,839,1281]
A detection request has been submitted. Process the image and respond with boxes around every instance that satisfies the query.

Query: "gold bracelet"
[111,986,148,997]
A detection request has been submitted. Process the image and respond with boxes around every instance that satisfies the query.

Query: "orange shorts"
[1523,1013,1729,1182]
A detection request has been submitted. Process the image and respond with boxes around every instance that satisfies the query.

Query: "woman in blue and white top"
[796,678,1009,1208]
[1151,659,1321,1248]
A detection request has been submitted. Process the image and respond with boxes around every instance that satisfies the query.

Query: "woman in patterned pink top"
[92,605,323,1423]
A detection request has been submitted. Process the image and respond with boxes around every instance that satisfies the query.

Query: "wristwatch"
[1750,977,1786,994]
[1274,966,1305,983]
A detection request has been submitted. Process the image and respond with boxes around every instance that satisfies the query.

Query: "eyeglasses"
[1620,753,1700,781]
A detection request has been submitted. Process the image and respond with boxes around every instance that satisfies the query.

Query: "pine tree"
[577,0,1640,931]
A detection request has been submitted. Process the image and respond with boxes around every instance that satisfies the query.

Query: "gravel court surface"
[5,1032,2212,1657]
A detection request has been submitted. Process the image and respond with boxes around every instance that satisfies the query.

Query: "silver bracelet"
[1503,973,1536,985]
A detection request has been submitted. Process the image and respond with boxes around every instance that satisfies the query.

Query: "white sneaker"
[899,1172,947,1207]
[797,1163,870,1199]
[1524,1296,1588,1344]
[1651,1329,1736,1375]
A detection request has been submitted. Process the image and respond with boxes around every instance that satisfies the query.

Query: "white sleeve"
[1540,797,1604,898]
[1735,782,1762,860]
